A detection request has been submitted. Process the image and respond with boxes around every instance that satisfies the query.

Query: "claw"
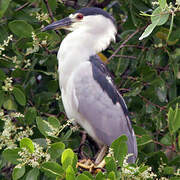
[76,159,94,172]
[76,145,112,174]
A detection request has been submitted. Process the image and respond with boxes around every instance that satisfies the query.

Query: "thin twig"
[43,0,54,22]
[136,135,177,152]
[15,2,30,11]
[43,0,61,36]
[118,88,167,112]
[138,94,167,112]
[108,28,140,62]
[114,55,136,59]
[123,44,149,50]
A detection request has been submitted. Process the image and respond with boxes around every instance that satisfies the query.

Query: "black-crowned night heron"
[43,7,137,164]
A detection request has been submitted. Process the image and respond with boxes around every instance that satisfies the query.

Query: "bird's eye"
[76,13,83,20]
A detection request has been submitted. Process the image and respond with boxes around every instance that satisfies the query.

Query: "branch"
[43,0,54,22]
[113,55,137,59]
[108,28,140,62]
[138,94,167,112]
[136,135,177,152]
[43,0,61,36]
[15,2,30,12]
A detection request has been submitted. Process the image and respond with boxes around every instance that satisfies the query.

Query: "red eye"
[76,13,83,20]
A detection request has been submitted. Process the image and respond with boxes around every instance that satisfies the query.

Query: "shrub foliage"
[0,0,180,179]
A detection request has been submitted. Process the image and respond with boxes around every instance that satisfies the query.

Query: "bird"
[43,7,137,164]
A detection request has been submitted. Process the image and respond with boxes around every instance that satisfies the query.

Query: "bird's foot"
[76,159,94,172]
[76,159,105,173]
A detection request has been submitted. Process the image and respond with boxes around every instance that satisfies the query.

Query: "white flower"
[17,142,50,168]
[2,77,13,92]
[0,35,13,55]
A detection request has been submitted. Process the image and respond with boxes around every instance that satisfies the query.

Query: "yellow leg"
[76,145,111,173]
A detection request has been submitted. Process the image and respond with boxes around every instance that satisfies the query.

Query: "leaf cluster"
[0,0,180,179]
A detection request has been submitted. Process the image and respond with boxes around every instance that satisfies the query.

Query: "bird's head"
[43,7,117,51]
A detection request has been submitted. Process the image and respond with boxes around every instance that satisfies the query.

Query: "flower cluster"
[158,158,167,173]
[0,35,13,55]
[17,142,50,168]
[12,56,21,69]
[34,12,50,24]
[152,1,159,6]
[58,119,78,134]
[0,111,33,150]
[108,147,114,156]
[26,32,40,55]
[26,32,47,56]
[121,154,157,179]
[2,77,13,92]
[24,59,31,69]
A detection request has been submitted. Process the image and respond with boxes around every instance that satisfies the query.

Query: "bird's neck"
[59,29,112,55]
[57,30,114,89]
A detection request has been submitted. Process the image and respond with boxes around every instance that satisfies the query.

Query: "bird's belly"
[61,75,103,146]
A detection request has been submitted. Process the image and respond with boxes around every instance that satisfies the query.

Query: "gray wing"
[73,56,137,162]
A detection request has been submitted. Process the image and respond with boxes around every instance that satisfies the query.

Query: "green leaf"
[12,87,26,106]
[105,156,117,173]
[111,135,128,167]
[0,0,11,18]
[25,107,37,125]
[3,95,17,110]
[158,0,167,9]
[20,138,34,153]
[76,174,91,180]
[0,90,5,108]
[26,168,39,180]
[137,135,153,146]
[41,161,64,178]
[33,138,47,148]
[167,12,175,41]
[163,166,174,175]
[0,69,6,81]
[139,21,158,40]
[48,142,65,160]
[48,116,60,129]
[178,133,180,149]
[160,133,172,146]
[36,116,58,137]
[107,171,116,180]
[61,129,72,141]
[172,105,180,133]
[168,104,180,134]
[8,20,34,38]
[2,148,21,164]
[125,82,143,96]
[95,171,106,180]
[66,165,75,180]
[151,7,169,26]
[61,149,74,170]
[168,107,174,134]
[12,165,25,180]
[83,172,94,179]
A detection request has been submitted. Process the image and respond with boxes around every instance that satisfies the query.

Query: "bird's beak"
[42,17,72,31]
